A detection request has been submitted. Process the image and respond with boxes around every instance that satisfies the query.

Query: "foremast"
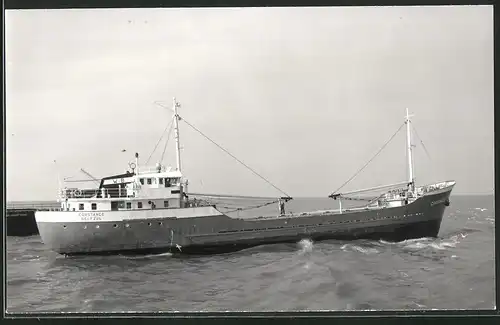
[173,97,182,172]
[328,108,419,206]
[405,108,415,192]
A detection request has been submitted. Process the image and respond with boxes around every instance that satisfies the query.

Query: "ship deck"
[243,205,383,221]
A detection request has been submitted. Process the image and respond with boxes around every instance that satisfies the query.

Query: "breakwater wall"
[6,201,59,237]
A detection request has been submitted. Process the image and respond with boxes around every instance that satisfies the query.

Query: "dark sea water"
[6,195,495,313]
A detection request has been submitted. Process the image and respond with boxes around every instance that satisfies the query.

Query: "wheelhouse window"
[164,200,169,208]
[79,203,84,210]
[126,202,132,209]
[165,178,171,187]
[147,178,152,185]
[159,178,164,185]
[91,203,97,210]
[140,178,144,185]
[138,202,143,209]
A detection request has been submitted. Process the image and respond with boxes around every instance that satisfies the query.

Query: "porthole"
[148,222,152,226]
[125,224,130,228]
[96,225,100,229]
[84,225,87,229]
[158,222,163,226]
[113,224,118,228]
[63,225,67,229]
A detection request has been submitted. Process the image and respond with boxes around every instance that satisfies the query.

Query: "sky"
[5,6,494,201]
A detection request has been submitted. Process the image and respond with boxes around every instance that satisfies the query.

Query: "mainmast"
[173,97,182,172]
[405,108,415,190]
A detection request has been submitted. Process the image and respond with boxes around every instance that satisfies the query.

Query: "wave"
[374,233,465,252]
[10,254,43,262]
[404,242,429,250]
[378,237,432,246]
[125,252,173,260]
[340,244,379,255]
[403,235,461,252]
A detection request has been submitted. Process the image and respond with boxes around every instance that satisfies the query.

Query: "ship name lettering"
[430,198,446,207]
[78,212,104,219]
[81,216,102,221]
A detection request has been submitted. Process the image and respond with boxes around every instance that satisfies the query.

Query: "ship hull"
[35,185,453,256]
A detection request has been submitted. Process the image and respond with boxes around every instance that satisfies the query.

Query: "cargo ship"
[35,98,455,255]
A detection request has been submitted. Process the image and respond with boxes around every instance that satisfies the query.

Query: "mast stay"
[328,121,407,199]
[180,117,292,199]
[329,109,422,202]
[149,98,292,214]
[146,116,174,165]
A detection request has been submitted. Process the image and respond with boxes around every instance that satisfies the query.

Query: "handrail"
[416,181,455,194]
[136,166,175,174]
[329,181,410,198]
[7,201,60,210]
[185,199,211,208]
[61,187,134,199]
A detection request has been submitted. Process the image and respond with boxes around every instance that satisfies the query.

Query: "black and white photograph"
[5,5,494,313]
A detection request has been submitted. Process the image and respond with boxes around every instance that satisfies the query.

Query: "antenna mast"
[173,97,182,172]
[405,108,415,190]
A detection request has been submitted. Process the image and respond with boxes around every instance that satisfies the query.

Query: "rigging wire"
[221,200,280,213]
[161,119,175,164]
[187,192,279,213]
[330,122,406,196]
[146,117,174,165]
[180,117,292,199]
[187,192,279,200]
[410,121,432,161]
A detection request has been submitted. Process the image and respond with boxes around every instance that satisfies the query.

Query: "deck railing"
[185,199,212,208]
[60,187,134,199]
[136,166,174,174]
[7,201,60,210]
[417,181,455,195]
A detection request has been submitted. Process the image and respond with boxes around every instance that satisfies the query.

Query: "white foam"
[350,245,379,255]
[405,242,428,249]
[430,243,446,250]
[398,271,409,278]
[298,238,314,253]
[399,237,432,245]
[439,241,457,248]
[429,240,456,250]
[127,252,173,260]
[340,243,378,254]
